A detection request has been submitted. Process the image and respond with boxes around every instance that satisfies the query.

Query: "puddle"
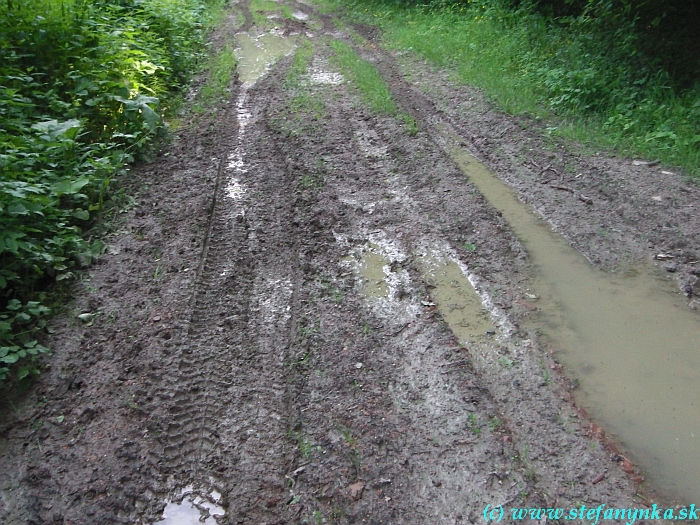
[417,256,495,341]
[357,245,390,298]
[234,32,296,87]
[439,127,700,502]
[339,234,417,321]
[308,68,344,85]
[155,486,225,525]
[226,32,295,200]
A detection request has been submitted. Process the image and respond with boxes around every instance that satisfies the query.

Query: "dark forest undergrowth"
[0,0,226,384]
[321,0,700,177]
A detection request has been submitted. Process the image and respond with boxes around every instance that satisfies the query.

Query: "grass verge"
[329,38,417,133]
[195,43,238,111]
[317,0,699,177]
[329,39,397,115]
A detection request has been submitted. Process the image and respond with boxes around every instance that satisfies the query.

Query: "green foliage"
[0,299,51,383]
[0,0,223,384]
[196,43,237,109]
[329,39,397,115]
[322,0,699,176]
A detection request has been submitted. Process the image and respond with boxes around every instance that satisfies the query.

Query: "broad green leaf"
[4,237,19,253]
[0,353,20,364]
[31,119,82,140]
[6,299,21,311]
[51,177,91,196]
[72,209,89,220]
[6,203,28,215]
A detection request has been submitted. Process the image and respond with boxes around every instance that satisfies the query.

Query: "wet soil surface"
[1,1,698,524]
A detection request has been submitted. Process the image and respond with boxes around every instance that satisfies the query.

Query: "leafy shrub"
[0,0,223,384]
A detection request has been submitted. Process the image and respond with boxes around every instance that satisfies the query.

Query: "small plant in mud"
[466,413,481,434]
[334,423,357,450]
[400,113,419,136]
[320,277,344,303]
[298,323,319,337]
[487,417,503,432]
[313,509,327,524]
[350,449,362,470]
[464,242,477,252]
[124,395,140,411]
[498,357,515,368]
[543,369,551,385]
[524,466,537,482]
[300,174,324,189]
[290,430,319,459]
[330,505,346,522]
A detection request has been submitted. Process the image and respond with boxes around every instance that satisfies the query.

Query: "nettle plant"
[0,300,50,383]
[1,0,217,383]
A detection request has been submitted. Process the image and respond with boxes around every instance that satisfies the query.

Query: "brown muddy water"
[351,243,391,298]
[418,257,496,341]
[438,130,700,503]
[234,31,297,87]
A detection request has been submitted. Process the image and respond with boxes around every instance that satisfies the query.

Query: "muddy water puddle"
[417,256,495,341]
[351,244,390,298]
[234,32,296,87]
[155,486,225,524]
[439,128,700,502]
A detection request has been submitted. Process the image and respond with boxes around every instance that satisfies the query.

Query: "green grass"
[317,0,700,177]
[285,40,315,89]
[329,39,397,115]
[329,38,419,133]
[273,41,326,135]
[250,0,293,26]
[196,43,238,110]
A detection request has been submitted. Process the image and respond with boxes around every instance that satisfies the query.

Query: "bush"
[0,0,222,384]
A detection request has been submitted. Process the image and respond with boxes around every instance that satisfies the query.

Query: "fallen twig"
[441,359,470,368]
[550,184,574,193]
[578,194,593,205]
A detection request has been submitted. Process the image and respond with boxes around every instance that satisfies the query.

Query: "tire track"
[158,63,303,522]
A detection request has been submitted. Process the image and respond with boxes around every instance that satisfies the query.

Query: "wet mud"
[0,0,698,523]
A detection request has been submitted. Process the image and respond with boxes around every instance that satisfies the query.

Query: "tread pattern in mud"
[157,80,303,521]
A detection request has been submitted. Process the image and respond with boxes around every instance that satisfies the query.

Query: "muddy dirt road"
[1,0,699,523]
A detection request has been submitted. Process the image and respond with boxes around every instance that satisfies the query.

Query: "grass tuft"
[196,43,238,110]
[329,39,397,115]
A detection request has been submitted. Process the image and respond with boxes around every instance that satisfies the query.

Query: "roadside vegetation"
[329,39,418,133]
[322,0,700,176]
[0,0,226,384]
